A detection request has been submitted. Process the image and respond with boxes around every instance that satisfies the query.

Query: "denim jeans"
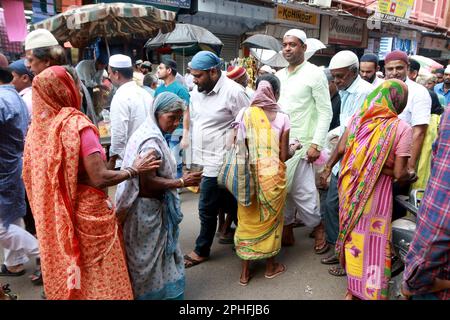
[323,173,339,245]
[411,293,439,300]
[194,177,237,257]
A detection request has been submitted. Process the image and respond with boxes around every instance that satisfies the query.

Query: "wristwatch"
[311,143,323,151]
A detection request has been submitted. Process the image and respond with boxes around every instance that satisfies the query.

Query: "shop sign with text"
[275,5,318,26]
[329,17,364,46]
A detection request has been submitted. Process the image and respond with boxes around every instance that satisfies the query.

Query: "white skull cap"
[284,29,307,44]
[329,50,359,70]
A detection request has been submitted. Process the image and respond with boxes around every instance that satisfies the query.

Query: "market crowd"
[0,27,449,300]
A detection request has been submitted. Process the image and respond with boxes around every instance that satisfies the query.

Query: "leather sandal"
[321,254,339,265]
[328,265,347,277]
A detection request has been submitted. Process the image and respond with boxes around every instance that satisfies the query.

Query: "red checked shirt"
[403,108,450,300]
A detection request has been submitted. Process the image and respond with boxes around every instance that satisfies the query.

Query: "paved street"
[1,190,350,300]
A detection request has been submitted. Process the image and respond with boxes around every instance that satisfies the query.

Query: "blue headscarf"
[189,51,222,70]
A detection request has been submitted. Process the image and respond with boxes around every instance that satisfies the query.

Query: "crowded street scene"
[0,0,449,303]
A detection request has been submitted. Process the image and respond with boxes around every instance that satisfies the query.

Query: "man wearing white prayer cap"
[275,29,332,251]
[258,65,275,76]
[319,50,374,275]
[108,54,153,168]
[24,29,66,75]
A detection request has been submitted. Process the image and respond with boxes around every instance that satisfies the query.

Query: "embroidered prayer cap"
[25,29,58,51]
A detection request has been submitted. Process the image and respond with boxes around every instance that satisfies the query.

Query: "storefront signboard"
[328,17,364,46]
[275,4,318,27]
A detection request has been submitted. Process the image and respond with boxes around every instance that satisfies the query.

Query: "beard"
[368,73,377,83]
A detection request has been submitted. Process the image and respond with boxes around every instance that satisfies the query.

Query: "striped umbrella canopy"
[410,55,444,73]
[32,2,176,49]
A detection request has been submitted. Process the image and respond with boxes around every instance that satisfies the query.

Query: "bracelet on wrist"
[179,178,185,188]
[123,168,132,179]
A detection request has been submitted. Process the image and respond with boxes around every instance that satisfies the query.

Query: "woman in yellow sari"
[234,74,296,286]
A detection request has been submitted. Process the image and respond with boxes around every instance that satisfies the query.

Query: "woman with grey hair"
[115,92,202,300]
[24,29,66,76]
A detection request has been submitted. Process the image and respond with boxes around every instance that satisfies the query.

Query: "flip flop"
[328,266,347,277]
[265,264,287,279]
[184,254,207,269]
[0,264,25,277]
[315,242,330,254]
[239,274,252,286]
[321,255,339,265]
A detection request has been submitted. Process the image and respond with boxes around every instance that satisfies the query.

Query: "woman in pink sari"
[321,80,416,299]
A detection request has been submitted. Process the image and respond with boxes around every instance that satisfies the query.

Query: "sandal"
[315,242,330,254]
[313,222,329,254]
[184,254,208,269]
[0,264,25,277]
[265,264,287,279]
[239,274,252,286]
[1,284,18,300]
[30,268,43,286]
[321,254,339,265]
[328,266,347,277]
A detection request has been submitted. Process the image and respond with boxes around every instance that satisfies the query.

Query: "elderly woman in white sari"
[115,92,202,300]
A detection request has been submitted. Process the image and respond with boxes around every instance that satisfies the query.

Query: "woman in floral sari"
[320,80,415,300]
[234,74,296,286]
[115,92,202,300]
[22,66,160,299]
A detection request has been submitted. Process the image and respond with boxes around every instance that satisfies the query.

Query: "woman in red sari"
[22,66,160,300]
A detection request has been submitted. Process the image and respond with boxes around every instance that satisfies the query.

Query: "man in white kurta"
[276,29,332,249]
[108,54,153,168]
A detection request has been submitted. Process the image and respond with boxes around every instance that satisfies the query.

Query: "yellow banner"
[276,5,318,26]
[378,0,415,19]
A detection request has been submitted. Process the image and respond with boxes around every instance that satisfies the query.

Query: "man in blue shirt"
[155,59,191,178]
[434,65,450,108]
[0,57,40,279]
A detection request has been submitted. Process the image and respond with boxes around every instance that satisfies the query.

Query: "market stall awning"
[32,2,176,48]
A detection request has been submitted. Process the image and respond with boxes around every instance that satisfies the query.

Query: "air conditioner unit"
[308,0,332,8]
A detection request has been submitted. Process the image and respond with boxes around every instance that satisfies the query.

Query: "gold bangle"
[179,178,185,188]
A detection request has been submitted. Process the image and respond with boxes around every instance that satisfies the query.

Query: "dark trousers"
[24,193,36,236]
[194,177,237,257]
[392,181,410,221]
[323,173,339,246]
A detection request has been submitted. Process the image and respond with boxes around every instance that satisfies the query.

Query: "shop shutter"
[172,33,239,74]
[215,34,240,64]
